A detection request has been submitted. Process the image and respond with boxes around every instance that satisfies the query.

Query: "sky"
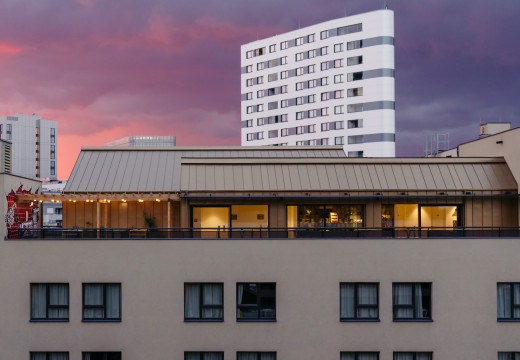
[0,0,519,179]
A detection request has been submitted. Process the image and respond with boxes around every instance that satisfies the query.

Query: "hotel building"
[1,146,520,359]
[240,10,395,157]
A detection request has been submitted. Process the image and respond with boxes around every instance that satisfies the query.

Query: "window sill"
[393,319,433,322]
[497,319,520,322]
[237,319,276,322]
[30,319,69,322]
[341,319,380,322]
[82,319,121,323]
[185,319,224,322]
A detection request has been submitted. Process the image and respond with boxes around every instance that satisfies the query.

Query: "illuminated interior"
[231,205,268,228]
[192,207,230,230]
[382,204,459,228]
[287,205,364,228]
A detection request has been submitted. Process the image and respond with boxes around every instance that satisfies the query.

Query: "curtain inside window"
[358,284,378,318]
[497,284,511,318]
[416,353,432,360]
[498,353,512,360]
[514,284,520,318]
[340,353,355,360]
[48,284,69,319]
[393,284,413,318]
[185,353,201,360]
[31,354,47,360]
[238,353,259,360]
[202,284,223,318]
[204,353,223,360]
[237,284,244,318]
[185,284,201,318]
[50,353,69,360]
[415,283,424,318]
[259,353,276,360]
[358,353,378,360]
[31,284,47,319]
[84,284,104,319]
[393,353,413,360]
[340,284,355,318]
[106,284,120,318]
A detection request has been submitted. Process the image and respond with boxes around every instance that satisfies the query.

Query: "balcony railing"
[6,226,520,240]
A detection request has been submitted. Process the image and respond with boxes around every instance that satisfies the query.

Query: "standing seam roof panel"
[334,164,350,190]
[429,164,447,190]
[94,152,111,191]
[344,165,359,189]
[463,164,483,189]
[316,165,331,190]
[326,165,340,190]
[367,165,383,189]
[128,152,145,191]
[446,164,463,190]
[360,166,373,189]
[453,165,472,190]
[298,164,311,190]
[410,166,427,190]
[77,152,97,192]
[102,152,122,192]
[438,164,455,190]
[382,165,398,189]
[472,164,492,189]
[420,165,436,189]
[138,152,153,191]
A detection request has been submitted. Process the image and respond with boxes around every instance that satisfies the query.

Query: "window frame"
[340,282,380,322]
[237,352,277,360]
[341,352,379,360]
[236,282,276,322]
[392,282,432,322]
[30,283,69,322]
[497,282,520,321]
[393,352,433,360]
[185,352,224,360]
[184,282,224,322]
[82,352,122,360]
[82,283,122,322]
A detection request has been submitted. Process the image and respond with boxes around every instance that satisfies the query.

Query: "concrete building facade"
[0,114,57,180]
[240,10,395,157]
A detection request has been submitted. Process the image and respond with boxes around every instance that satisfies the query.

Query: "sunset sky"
[1,0,519,179]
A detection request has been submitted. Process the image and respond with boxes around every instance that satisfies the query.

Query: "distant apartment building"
[105,136,176,148]
[0,114,57,180]
[240,9,395,157]
[42,180,67,227]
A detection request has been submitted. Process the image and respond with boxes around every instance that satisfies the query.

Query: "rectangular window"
[237,283,276,321]
[31,283,69,321]
[296,82,303,91]
[341,352,378,360]
[247,79,253,87]
[308,64,316,73]
[287,204,364,228]
[334,74,344,83]
[268,73,278,82]
[320,46,328,55]
[393,352,432,360]
[296,67,303,76]
[50,128,56,143]
[185,352,223,360]
[245,119,253,128]
[347,40,362,50]
[82,353,121,360]
[281,100,288,108]
[269,44,276,53]
[347,88,363,97]
[246,65,253,73]
[321,92,330,101]
[82,283,121,321]
[246,92,253,100]
[347,104,363,113]
[184,283,223,321]
[308,33,315,42]
[31,353,69,360]
[308,79,317,88]
[296,37,303,46]
[296,112,303,120]
[340,283,379,321]
[320,30,329,39]
[321,77,328,85]
[238,353,276,360]
[281,41,288,50]
[257,62,264,71]
[334,106,344,114]
[499,353,520,360]
[280,71,288,79]
[246,50,253,59]
[295,52,303,61]
[334,90,344,99]
[334,43,343,53]
[335,136,344,145]
[50,161,56,176]
[347,72,363,81]
[308,94,316,103]
[281,56,287,65]
[348,119,362,128]
[268,130,278,138]
[268,102,278,110]
[497,283,520,320]
[321,62,329,71]
[334,59,344,68]
[393,283,431,320]
[308,49,316,59]
[338,23,362,35]
[6,124,12,140]
[347,56,363,66]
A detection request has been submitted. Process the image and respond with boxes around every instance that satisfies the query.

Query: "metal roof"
[180,158,517,192]
[64,147,346,193]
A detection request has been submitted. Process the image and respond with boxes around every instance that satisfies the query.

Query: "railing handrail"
[6,226,520,240]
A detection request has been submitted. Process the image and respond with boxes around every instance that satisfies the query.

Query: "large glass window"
[497,283,520,320]
[185,283,223,321]
[237,283,276,321]
[420,205,459,228]
[340,283,379,321]
[382,204,459,228]
[31,283,69,321]
[82,283,121,321]
[287,205,363,228]
[393,283,431,320]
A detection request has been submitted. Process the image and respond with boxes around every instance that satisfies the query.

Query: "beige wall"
[1,237,520,359]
